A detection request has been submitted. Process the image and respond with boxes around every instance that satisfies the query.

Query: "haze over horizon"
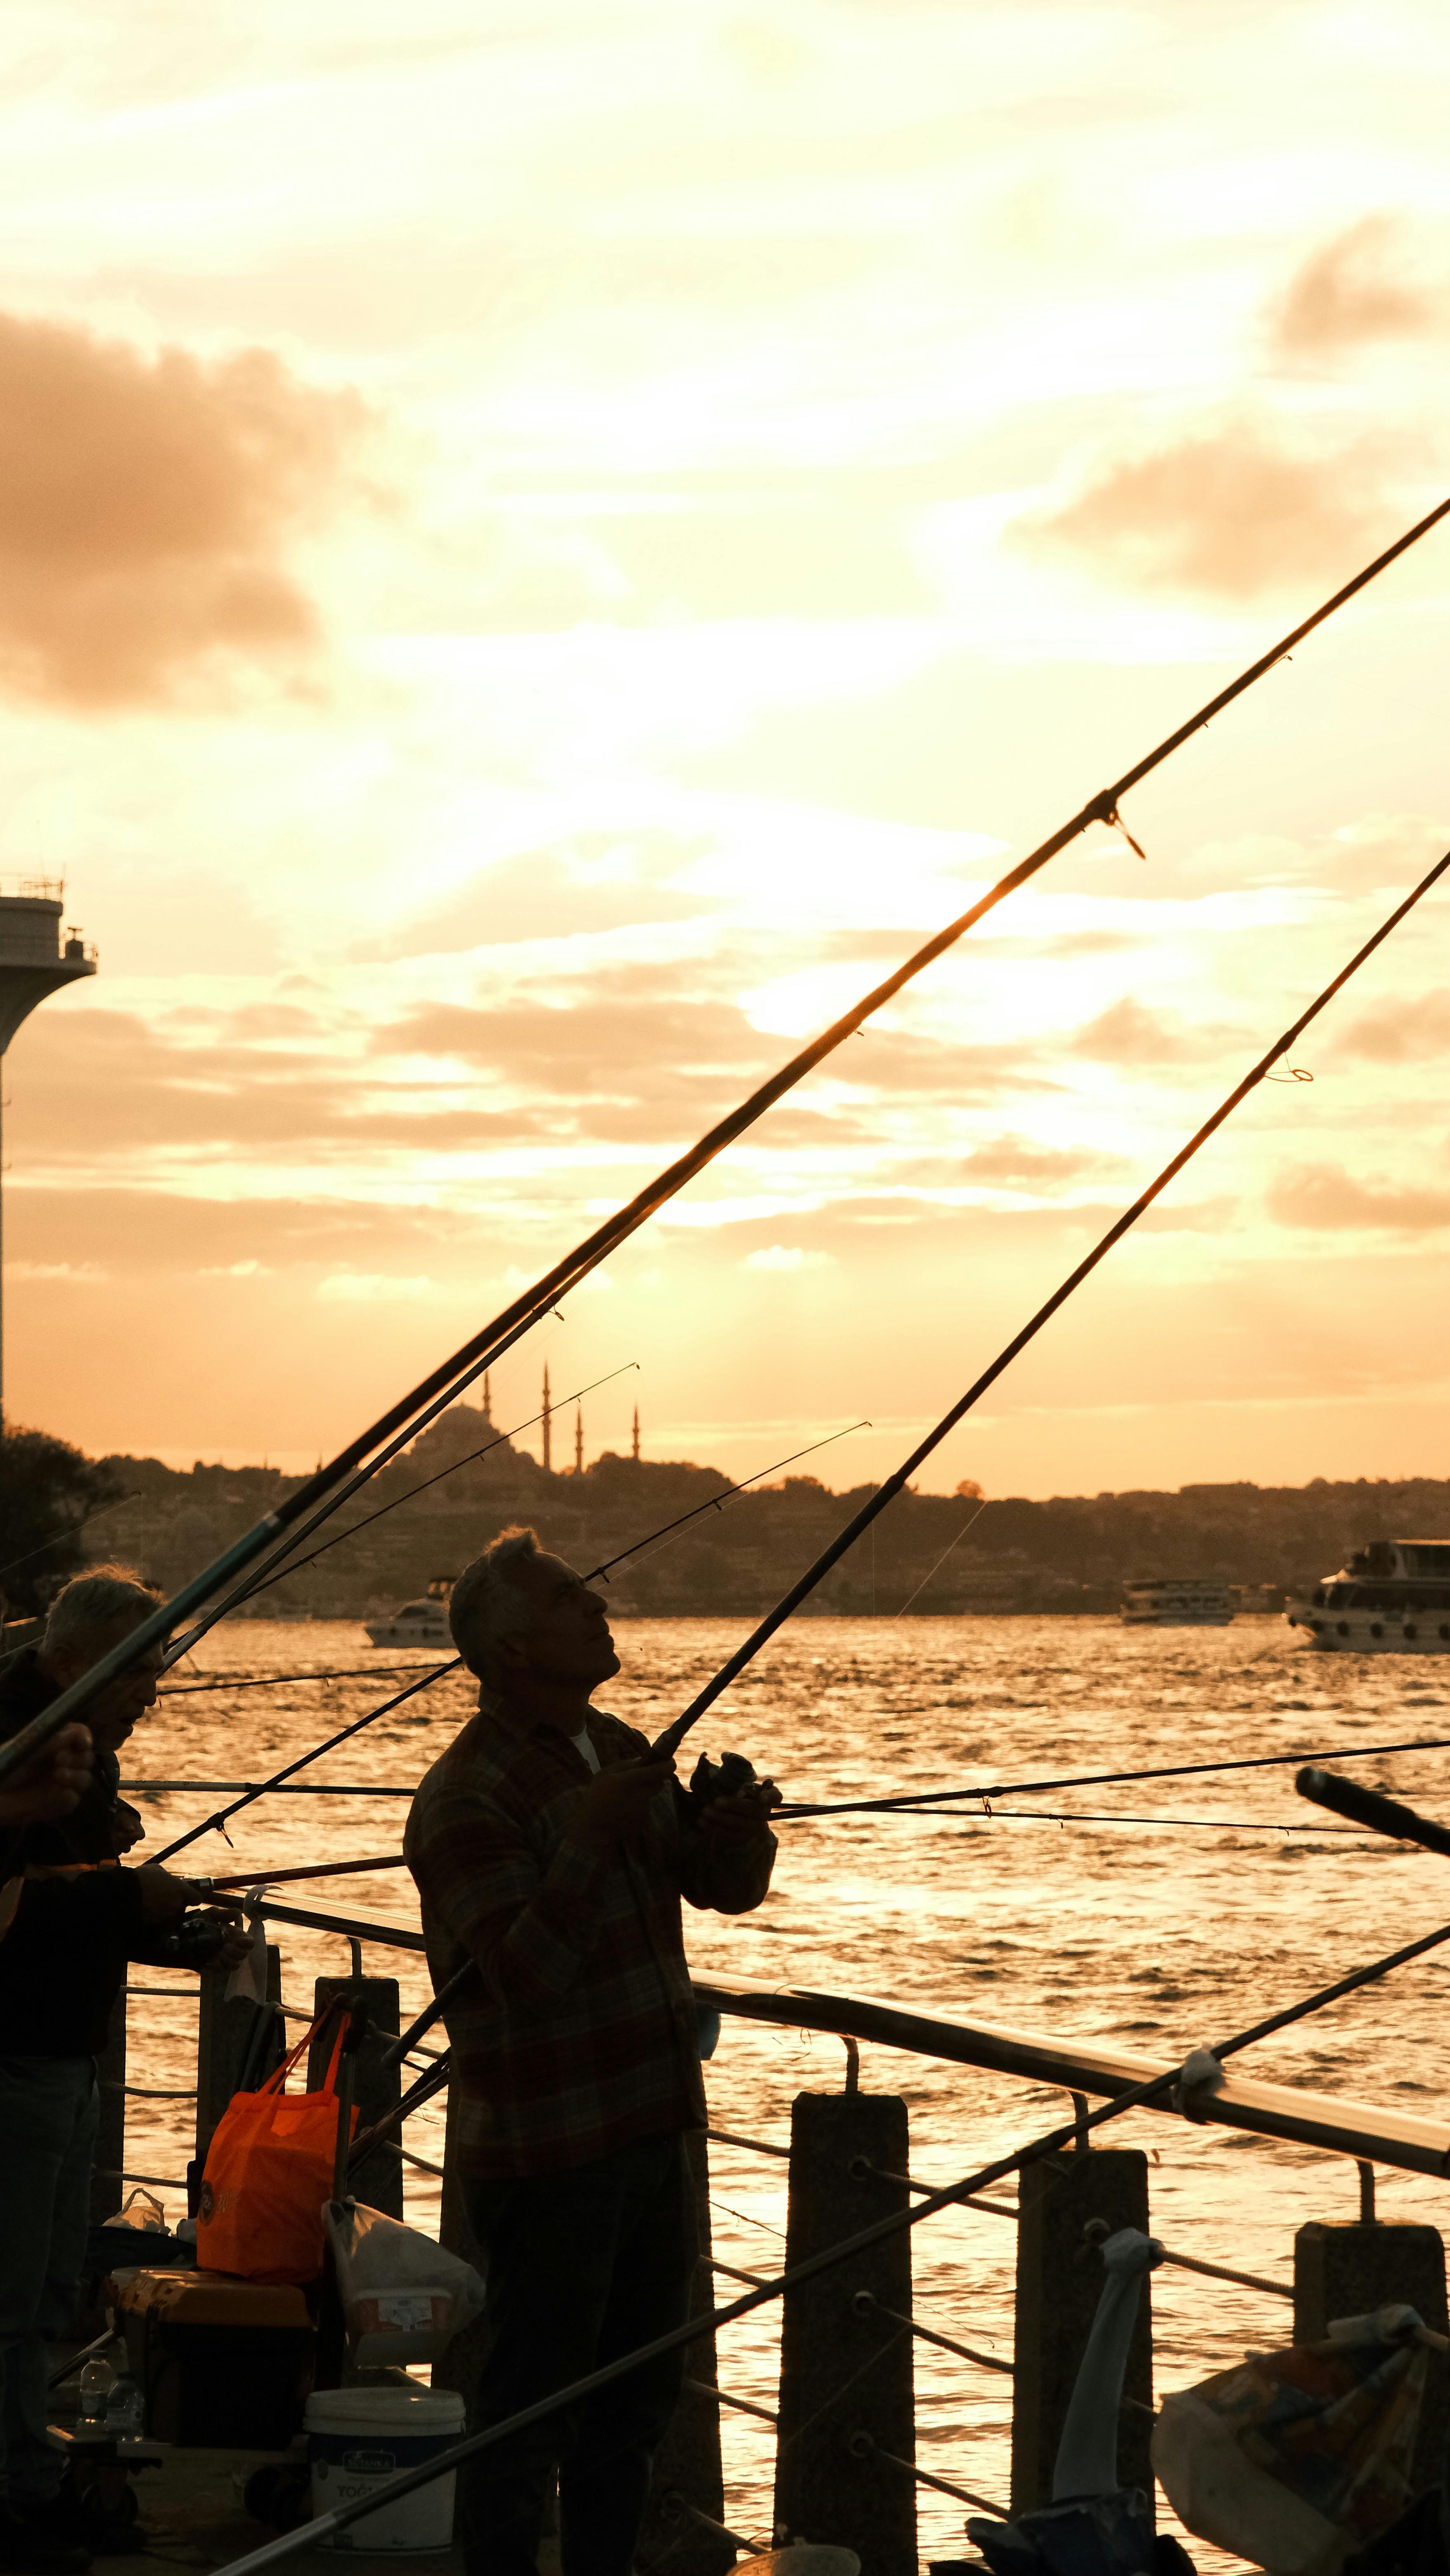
[4,1,1450,1501]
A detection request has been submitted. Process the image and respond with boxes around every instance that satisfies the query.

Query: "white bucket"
[305,2386,466,2553]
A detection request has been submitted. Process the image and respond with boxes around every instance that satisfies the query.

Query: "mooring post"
[638,2130,732,2574]
[773,2088,917,2571]
[1012,2147,1153,2514]
[1294,2185,1448,2493]
[309,1973,403,2220]
[194,1945,284,2191]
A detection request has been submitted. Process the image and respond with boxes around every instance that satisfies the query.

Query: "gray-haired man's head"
[449,1526,618,1698]
[41,1564,165,1756]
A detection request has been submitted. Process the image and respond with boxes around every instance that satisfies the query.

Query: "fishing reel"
[157,1910,230,1969]
[687,1749,760,1808]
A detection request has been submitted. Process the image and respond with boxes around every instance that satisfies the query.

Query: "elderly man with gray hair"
[406,1525,780,2576]
[0,1567,247,2575]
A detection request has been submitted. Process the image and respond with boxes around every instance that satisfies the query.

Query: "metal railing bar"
[851,2430,1004,2515]
[853,2289,1012,2375]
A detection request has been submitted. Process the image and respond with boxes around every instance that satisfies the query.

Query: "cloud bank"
[0,313,359,704]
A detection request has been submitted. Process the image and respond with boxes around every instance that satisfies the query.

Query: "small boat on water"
[1120,1577,1233,1626]
[1286,1537,1450,1654]
[363,1575,454,1650]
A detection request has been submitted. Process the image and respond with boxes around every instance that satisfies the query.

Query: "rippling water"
[119,1612,1450,2564]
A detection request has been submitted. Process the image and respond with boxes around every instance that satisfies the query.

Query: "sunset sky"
[4,0,1450,1499]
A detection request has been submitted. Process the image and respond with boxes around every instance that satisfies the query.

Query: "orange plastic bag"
[196,2010,356,2285]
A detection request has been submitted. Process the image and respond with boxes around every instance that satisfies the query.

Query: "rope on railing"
[112,2084,197,2100]
[122,1986,201,2001]
[685,2377,778,2424]
[848,2427,1005,2516]
[851,2286,1011,2375]
[661,2495,768,2556]
[707,2125,790,2160]
[96,2170,190,2192]
[705,2256,772,2289]
[858,2158,1294,2299]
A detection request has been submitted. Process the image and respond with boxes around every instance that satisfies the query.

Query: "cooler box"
[114,2269,315,2448]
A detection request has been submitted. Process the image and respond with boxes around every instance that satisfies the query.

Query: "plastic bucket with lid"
[304,2387,465,2552]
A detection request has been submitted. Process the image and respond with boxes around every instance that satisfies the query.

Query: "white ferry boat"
[1120,1577,1234,1626]
[1286,1539,1450,1654]
[364,1576,454,1650]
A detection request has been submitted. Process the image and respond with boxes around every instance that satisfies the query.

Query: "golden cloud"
[0,312,361,705]
[1015,414,1396,601]
[1274,216,1441,356]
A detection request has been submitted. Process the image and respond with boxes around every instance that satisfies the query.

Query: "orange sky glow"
[4,0,1450,1498]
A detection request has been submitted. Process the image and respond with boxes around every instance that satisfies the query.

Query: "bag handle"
[259,1995,355,2099]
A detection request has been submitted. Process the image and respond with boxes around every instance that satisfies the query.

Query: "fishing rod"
[173,1361,640,1645]
[208,1853,408,1889]
[149,1660,459,1866]
[7,505,1443,1789]
[775,1730,1450,1818]
[220,1360,641,1617]
[149,1423,870,1861]
[159,1664,431,1696]
[240,1409,865,1616]
[220,1899,1450,2576]
[1297,1766,1450,1857]
[649,844,1450,1765]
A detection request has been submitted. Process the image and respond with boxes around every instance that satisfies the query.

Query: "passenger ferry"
[1120,1576,1234,1625]
[363,1574,454,1650]
[1286,1538,1450,1653]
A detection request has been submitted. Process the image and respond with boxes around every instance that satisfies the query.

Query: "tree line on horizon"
[3,1413,1446,1622]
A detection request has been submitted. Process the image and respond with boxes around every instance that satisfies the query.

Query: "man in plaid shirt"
[405,1524,779,2576]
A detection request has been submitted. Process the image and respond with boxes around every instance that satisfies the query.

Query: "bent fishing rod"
[650,843,1450,1763]
[147,1420,868,1865]
[6,510,1445,1789]
[223,1900,1450,2576]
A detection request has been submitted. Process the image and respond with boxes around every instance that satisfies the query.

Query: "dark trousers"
[462,2129,696,2576]
[0,2056,97,2503]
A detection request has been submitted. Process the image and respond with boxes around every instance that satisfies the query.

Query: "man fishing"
[405,1525,780,2576]
[0,1569,247,2575]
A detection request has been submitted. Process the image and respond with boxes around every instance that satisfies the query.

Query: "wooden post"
[637,2130,732,2575]
[308,1975,403,2221]
[1012,2150,1153,2515]
[1295,2210,1448,2494]
[774,2091,917,2572]
[195,1947,284,2177]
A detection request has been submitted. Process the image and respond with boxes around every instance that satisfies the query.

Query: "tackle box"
[112,2269,315,2448]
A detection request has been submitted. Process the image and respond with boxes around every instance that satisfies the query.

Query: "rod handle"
[1296,1766,1450,1860]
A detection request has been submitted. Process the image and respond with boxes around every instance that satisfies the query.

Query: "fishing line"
[216,1900,1450,2576]
[775,1729,1450,1819]
[891,1493,990,1619]
[583,1422,870,1582]
[11,502,1445,1785]
[652,845,1450,1765]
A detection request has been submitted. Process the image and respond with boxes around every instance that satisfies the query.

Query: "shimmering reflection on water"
[122,1615,1450,2564]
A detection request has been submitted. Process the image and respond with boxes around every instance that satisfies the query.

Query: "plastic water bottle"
[105,2375,144,2441]
[78,2358,115,2428]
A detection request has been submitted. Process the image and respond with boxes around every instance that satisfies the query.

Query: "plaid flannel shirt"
[404,1694,777,2180]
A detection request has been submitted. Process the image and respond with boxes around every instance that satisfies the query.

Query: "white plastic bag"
[324,2198,485,2367]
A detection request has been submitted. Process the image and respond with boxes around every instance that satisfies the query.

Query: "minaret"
[541,1364,552,1475]
[574,1404,583,1477]
[0,888,97,1423]
[481,1370,493,1424]
[631,1404,640,1463]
